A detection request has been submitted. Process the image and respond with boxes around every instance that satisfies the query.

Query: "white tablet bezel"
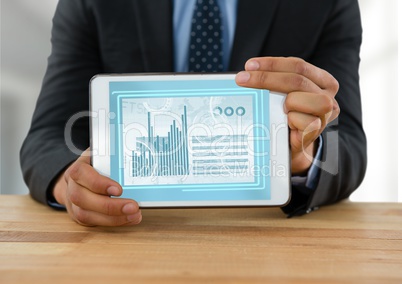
[90,73,290,207]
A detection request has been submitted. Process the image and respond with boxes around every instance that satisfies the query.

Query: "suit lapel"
[229,0,280,71]
[132,0,174,72]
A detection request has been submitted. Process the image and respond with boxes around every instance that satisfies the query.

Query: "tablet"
[90,73,290,207]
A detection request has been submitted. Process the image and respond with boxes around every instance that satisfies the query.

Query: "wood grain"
[0,195,401,284]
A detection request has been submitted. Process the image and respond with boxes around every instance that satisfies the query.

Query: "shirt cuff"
[46,188,66,211]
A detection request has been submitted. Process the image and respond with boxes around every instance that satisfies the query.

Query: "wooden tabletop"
[0,195,401,283]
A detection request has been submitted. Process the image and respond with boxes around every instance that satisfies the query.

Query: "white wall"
[1,0,58,195]
[0,0,400,201]
[399,1,402,202]
[350,0,399,202]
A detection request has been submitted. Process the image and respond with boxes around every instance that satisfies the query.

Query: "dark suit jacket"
[20,0,367,216]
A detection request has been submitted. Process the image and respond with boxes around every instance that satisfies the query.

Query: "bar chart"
[132,106,190,177]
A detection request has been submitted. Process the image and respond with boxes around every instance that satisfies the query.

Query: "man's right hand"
[53,148,142,227]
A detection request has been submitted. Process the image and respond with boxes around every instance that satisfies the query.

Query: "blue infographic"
[109,79,271,202]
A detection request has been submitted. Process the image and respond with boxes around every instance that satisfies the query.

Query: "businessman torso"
[21,0,366,215]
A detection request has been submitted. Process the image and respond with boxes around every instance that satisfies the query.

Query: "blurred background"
[1,0,400,202]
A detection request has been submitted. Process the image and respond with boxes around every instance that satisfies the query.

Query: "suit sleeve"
[282,0,367,216]
[20,0,101,205]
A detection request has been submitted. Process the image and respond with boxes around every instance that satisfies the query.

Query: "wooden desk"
[0,195,401,283]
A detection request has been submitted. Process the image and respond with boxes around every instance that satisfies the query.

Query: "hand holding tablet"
[90,74,291,207]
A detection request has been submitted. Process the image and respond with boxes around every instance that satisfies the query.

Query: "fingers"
[63,148,142,227]
[288,111,323,174]
[239,57,339,94]
[288,111,322,153]
[70,202,142,227]
[285,92,339,125]
[285,92,332,116]
[289,131,317,174]
[236,69,322,95]
[286,93,338,173]
[235,56,341,174]
[65,170,142,226]
[67,177,139,217]
[65,148,122,197]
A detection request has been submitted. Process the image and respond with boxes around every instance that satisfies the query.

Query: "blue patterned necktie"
[188,0,224,72]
